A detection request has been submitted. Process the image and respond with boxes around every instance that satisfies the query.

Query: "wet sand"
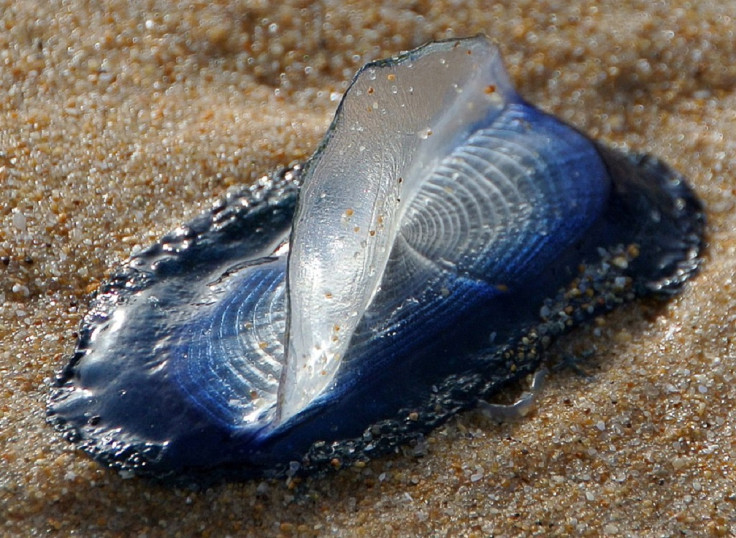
[1,1,735,535]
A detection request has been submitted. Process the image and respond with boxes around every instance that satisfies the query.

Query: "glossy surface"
[47,36,704,481]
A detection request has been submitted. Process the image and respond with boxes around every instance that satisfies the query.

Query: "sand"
[1,0,735,535]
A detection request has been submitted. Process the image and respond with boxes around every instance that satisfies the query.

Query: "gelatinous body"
[48,36,704,481]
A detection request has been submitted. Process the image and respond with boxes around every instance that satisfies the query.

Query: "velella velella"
[47,35,704,482]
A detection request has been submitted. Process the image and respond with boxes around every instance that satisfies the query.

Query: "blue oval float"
[48,36,704,482]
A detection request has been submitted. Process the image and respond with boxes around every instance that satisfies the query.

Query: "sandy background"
[1,0,735,535]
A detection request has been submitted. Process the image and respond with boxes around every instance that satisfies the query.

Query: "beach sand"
[1,1,734,535]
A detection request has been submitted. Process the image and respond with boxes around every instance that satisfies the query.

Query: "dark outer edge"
[46,147,706,486]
